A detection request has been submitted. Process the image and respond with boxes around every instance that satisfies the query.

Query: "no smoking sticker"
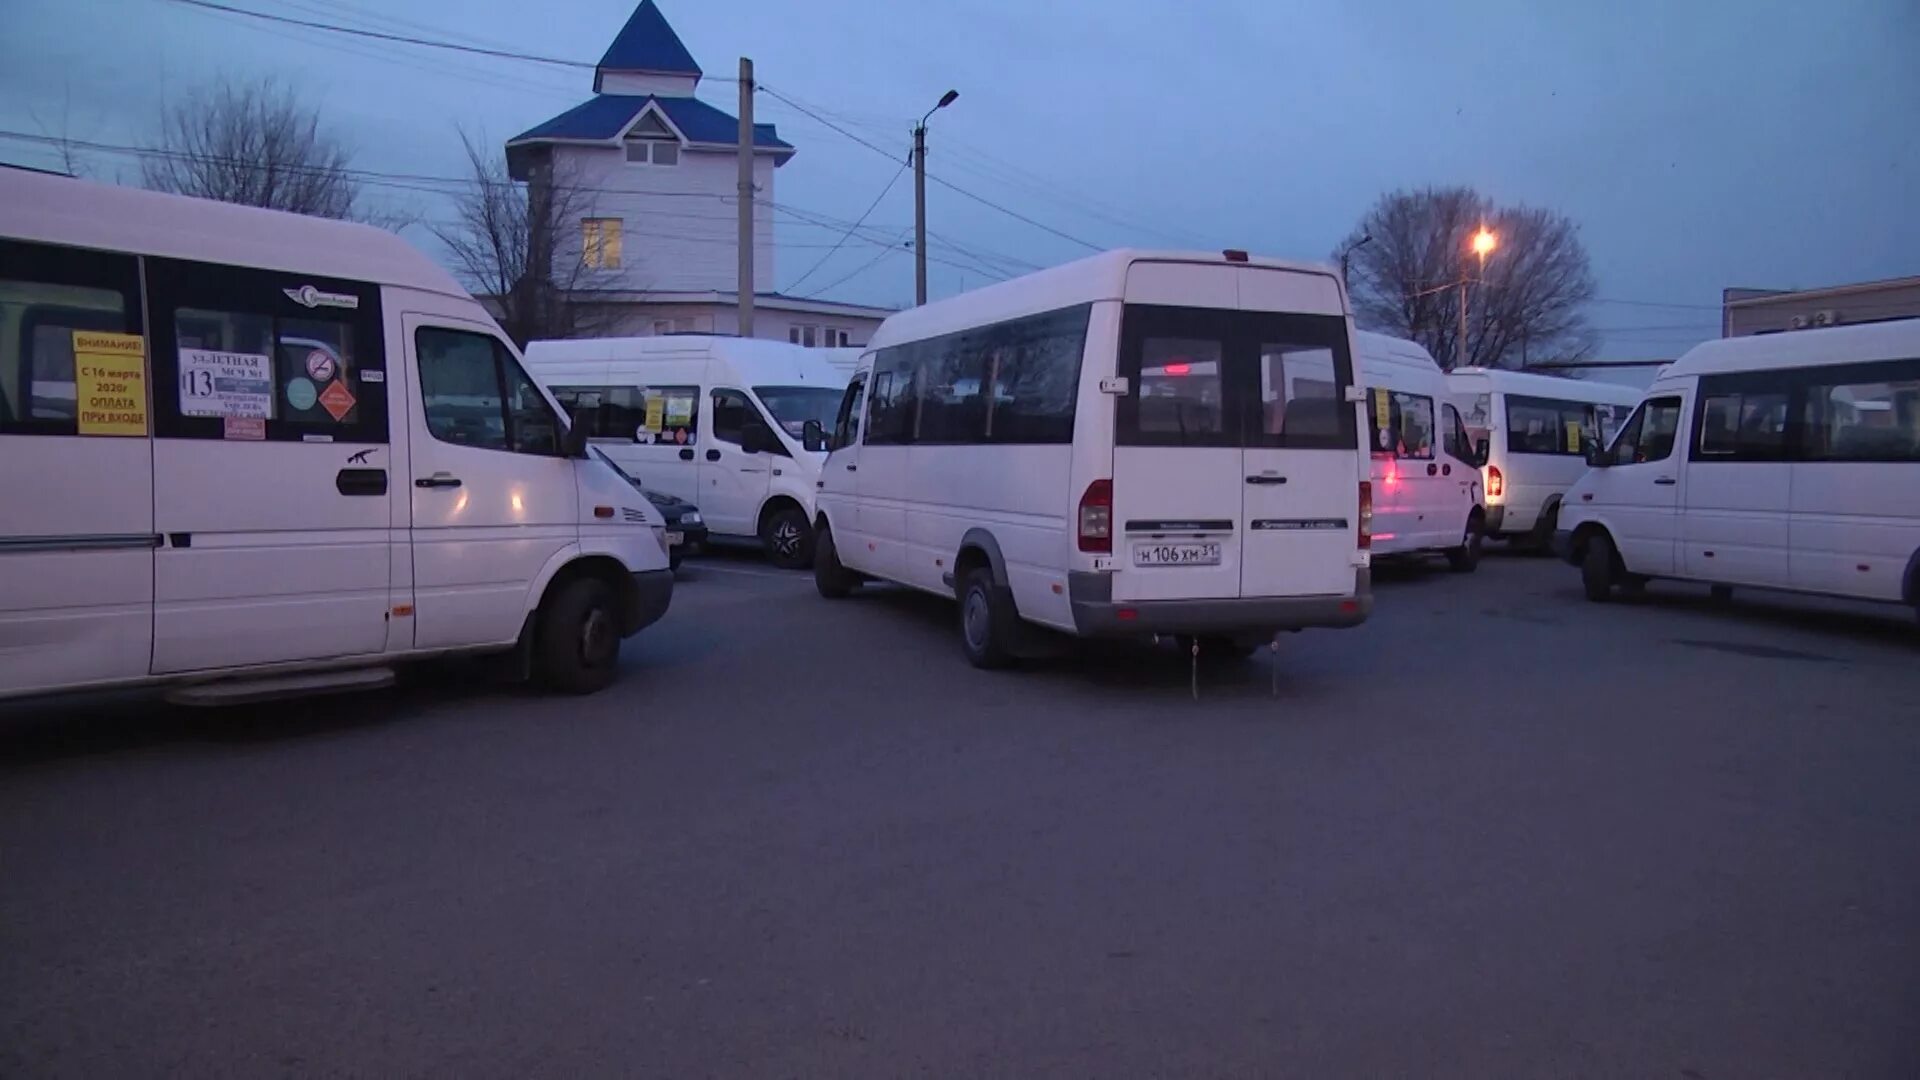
[305,349,338,383]
[317,378,356,422]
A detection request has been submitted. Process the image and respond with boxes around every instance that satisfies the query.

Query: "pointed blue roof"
[595,0,701,87]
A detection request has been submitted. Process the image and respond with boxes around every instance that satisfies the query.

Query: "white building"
[504,0,892,346]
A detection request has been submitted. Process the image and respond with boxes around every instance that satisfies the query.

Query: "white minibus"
[525,336,846,568]
[1355,331,1489,569]
[1447,367,1640,546]
[1556,319,1920,621]
[811,249,1374,668]
[0,171,673,703]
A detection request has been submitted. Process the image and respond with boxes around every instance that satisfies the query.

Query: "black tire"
[1710,584,1734,603]
[958,568,1016,670]
[813,525,860,599]
[1446,514,1485,573]
[534,577,623,695]
[761,505,814,570]
[668,549,683,571]
[1581,532,1617,602]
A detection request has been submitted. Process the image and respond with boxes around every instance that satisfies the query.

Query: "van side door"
[406,316,579,650]
[817,371,866,562]
[1682,373,1792,585]
[700,388,777,539]
[1442,403,1482,533]
[0,239,154,696]
[145,260,394,674]
[1588,394,1686,576]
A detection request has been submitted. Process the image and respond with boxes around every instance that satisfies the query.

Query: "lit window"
[582,218,622,269]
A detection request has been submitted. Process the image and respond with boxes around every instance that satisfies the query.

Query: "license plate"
[665,530,684,546]
[1134,542,1221,566]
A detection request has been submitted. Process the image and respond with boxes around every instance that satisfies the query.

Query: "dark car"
[593,449,707,569]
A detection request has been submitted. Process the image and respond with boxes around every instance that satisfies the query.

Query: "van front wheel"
[536,577,623,694]
[762,506,814,570]
[814,526,861,599]
[1446,515,1484,572]
[1581,533,1618,602]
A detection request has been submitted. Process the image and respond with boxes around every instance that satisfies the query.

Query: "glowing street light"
[1471,227,1498,260]
[1460,226,1499,367]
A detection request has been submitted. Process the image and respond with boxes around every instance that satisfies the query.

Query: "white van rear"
[0,172,672,704]
[526,335,847,568]
[1355,331,1488,568]
[1558,319,1920,621]
[812,250,1372,667]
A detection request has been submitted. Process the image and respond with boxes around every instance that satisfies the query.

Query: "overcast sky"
[4,0,1916,357]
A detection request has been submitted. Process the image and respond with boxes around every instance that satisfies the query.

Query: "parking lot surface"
[4,552,1918,1077]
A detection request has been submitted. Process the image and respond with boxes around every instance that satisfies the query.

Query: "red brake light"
[1078,479,1113,553]
[1357,481,1373,550]
[1487,464,1504,499]
[1162,362,1191,376]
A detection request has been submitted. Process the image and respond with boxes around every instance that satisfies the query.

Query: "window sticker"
[1564,419,1583,453]
[317,379,356,422]
[643,394,666,433]
[179,348,273,419]
[223,416,266,441]
[304,349,338,383]
[286,377,318,411]
[73,331,147,436]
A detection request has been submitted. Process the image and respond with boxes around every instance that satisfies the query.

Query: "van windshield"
[755,385,843,439]
[1116,305,1356,449]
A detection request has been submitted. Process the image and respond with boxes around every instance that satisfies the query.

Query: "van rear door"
[1110,263,1360,603]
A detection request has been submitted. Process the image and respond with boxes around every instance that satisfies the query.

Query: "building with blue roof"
[503,0,890,345]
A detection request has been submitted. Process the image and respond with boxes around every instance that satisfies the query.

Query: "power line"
[783,160,907,294]
[162,0,595,70]
[802,234,909,299]
[758,84,1102,253]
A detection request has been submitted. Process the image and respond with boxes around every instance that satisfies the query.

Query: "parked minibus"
[1355,331,1488,569]
[811,249,1374,668]
[1447,367,1640,546]
[524,335,848,568]
[0,170,672,703]
[1556,319,1920,620]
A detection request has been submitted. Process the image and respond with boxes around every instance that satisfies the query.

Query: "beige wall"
[1724,279,1920,336]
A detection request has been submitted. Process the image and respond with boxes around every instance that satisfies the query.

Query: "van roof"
[1353,330,1442,375]
[524,333,848,386]
[1447,365,1642,405]
[0,169,469,299]
[1661,319,1920,379]
[866,249,1338,352]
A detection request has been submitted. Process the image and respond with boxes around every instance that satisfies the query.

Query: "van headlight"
[680,511,702,526]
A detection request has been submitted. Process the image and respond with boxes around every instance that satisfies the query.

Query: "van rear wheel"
[959,568,1016,670]
[535,577,622,694]
[1581,533,1618,602]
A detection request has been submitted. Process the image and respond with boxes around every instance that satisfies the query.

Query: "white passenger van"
[1354,331,1488,569]
[1447,367,1640,546]
[1557,319,1920,620]
[0,171,672,703]
[812,249,1373,668]
[526,336,845,568]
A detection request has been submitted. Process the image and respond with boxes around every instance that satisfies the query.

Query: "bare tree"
[142,77,372,221]
[432,132,606,346]
[1336,186,1597,370]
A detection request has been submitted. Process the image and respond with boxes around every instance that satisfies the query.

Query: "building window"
[581,218,622,269]
[825,328,852,347]
[624,140,680,166]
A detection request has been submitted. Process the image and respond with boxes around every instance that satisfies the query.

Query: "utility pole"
[913,90,958,307]
[1457,275,1468,370]
[736,57,755,337]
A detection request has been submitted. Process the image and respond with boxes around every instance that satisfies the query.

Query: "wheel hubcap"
[773,522,801,557]
[963,590,989,651]
[580,607,615,665]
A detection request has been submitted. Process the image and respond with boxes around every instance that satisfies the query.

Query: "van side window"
[147,258,386,444]
[1800,360,1920,463]
[865,353,917,446]
[417,327,562,455]
[1610,396,1682,465]
[553,384,699,446]
[0,239,143,436]
[1694,377,1789,461]
[1506,394,1596,456]
[864,304,1091,446]
[710,388,750,445]
[832,374,865,450]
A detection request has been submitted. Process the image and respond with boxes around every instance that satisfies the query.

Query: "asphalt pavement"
[4,549,1918,1077]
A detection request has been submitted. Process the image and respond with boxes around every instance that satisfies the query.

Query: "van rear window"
[1116,305,1356,449]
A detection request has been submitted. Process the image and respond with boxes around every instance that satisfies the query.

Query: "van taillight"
[1358,481,1373,550]
[1487,465,1504,499]
[1078,479,1113,553]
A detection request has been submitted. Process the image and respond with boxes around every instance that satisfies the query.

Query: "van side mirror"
[801,419,827,453]
[1586,446,1612,468]
[741,419,779,456]
[562,421,589,459]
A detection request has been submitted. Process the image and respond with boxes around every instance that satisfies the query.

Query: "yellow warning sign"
[643,394,666,433]
[1564,420,1583,453]
[1371,387,1391,431]
[73,331,147,436]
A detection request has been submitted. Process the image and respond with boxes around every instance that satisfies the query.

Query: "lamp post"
[1339,232,1372,290]
[913,89,959,306]
[1459,226,1497,367]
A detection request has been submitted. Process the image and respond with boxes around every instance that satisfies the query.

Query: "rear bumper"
[1484,504,1506,534]
[1066,569,1371,637]
[622,569,674,636]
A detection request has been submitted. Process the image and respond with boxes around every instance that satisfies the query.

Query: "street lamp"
[913,89,960,306]
[1460,225,1497,367]
[1339,232,1372,289]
